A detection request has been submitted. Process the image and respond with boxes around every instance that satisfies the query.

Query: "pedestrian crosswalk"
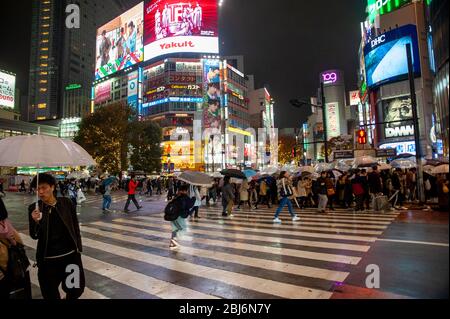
[20,204,400,299]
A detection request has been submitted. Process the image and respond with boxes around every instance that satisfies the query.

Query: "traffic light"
[357,129,367,145]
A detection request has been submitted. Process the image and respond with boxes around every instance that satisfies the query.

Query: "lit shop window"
[41,40,49,43]
[42,24,50,28]
[40,72,48,75]
[42,16,50,20]
[42,32,49,35]
[39,80,48,84]
[37,103,47,109]
[39,88,47,93]
[40,63,48,67]
[40,55,48,59]
[37,117,47,120]
[40,47,49,51]
[43,8,50,12]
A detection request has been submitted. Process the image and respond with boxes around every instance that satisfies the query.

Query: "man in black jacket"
[29,174,85,299]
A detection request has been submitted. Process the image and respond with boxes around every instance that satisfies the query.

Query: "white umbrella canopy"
[432,164,449,174]
[260,166,279,175]
[390,159,416,169]
[0,134,96,209]
[0,135,96,167]
[178,171,213,187]
[314,163,332,173]
[332,160,351,172]
[67,170,90,179]
[423,165,435,175]
[353,156,377,168]
[377,163,392,171]
[299,166,315,174]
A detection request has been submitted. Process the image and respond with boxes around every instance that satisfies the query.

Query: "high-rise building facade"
[26,0,129,122]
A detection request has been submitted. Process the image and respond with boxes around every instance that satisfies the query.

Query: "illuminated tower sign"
[367,0,411,23]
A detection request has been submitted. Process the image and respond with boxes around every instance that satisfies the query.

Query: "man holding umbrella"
[29,173,85,299]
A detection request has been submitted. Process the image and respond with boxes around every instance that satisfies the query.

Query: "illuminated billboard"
[364,24,420,88]
[94,80,112,104]
[367,0,411,23]
[382,96,414,139]
[0,70,15,109]
[202,59,221,130]
[144,0,219,61]
[95,2,144,80]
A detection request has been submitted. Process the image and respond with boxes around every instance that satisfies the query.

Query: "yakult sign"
[143,0,219,61]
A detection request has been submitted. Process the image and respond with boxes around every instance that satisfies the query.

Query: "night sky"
[0,0,367,127]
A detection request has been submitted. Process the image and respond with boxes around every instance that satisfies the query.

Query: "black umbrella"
[220,169,246,179]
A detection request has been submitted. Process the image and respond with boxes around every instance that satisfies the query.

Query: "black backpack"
[98,184,106,195]
[164,199,180,221]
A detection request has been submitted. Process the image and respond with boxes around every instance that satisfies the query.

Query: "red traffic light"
[357,129,367,145]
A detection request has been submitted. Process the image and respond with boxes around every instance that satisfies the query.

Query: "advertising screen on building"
[202,59,221,131]
[144,0,219,61]
[95,2,144,80]
[94,80,112,104]
[383,96,414,139]
[364,24,420,88]
[325,103,340,140]
[0,71,15,108]
[367,0,411,23]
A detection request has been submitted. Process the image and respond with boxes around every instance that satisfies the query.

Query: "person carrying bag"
[0,198,31,299]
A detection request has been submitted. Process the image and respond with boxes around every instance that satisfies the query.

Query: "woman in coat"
[237,180,252,210]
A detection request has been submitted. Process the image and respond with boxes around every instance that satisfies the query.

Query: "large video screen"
[95,2,144,80]
[0,71,15,108]
[144,0,219,61]
[382,96,414,139]
[364,24,420,89]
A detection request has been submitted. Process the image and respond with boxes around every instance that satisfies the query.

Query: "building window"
[37,103,47,109]
[40,47,49,51]
[40,71,48,75]
[39,88,47,93]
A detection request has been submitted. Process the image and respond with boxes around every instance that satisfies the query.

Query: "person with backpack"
[0,198,31,299]
[164,185,195,250]
[273,172,300,223]
[124,174,142,213]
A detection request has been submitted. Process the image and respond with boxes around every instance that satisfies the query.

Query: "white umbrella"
[281,164,300,174]
[432,164,449,174]
[390,159,416,169]
[178,171,213,187]
[67,171,90,179]
[377,163,392,171]
[314,163,332,173]
[332,160,351,172]
[299,166,315,174]
[260,166,279,175]
[331,169,343,179]
[423,165,435,175]
[0,133,96,208]
[210,172,223,178]
[353,156,377,168]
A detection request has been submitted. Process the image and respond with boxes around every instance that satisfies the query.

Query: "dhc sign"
[385,125,414,138]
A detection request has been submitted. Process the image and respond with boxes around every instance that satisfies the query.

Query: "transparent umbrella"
[390,159,416,169]
[0,133,96,208]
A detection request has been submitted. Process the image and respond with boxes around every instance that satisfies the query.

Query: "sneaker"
[228,214,234,218]
[292,216,300,222]
[169,239,180,250]
[401,206,408,210]
[273,218,282,223]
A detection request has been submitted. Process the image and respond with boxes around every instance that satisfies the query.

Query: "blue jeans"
[102,195,112,210]
[274,197,295,218]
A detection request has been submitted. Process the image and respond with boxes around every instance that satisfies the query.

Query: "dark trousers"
[38,252,85,300]
[192,206,199,217]
[124,194,140,210]
[355,194,365,211]
[257,195,271,208]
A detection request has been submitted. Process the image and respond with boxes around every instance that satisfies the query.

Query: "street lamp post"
[290,87,329,163]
